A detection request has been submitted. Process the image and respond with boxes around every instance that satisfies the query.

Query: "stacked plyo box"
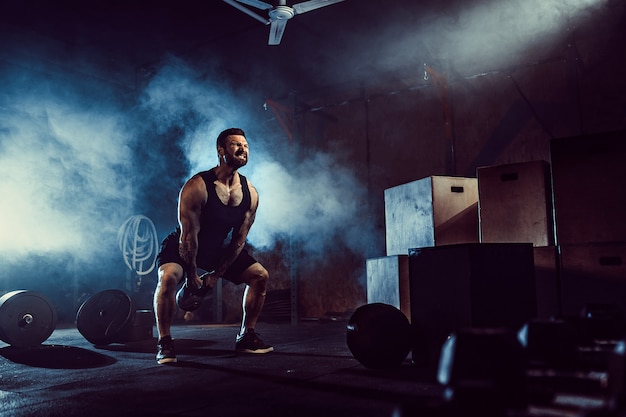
[368,175,538,373]
[366,255,410,321]
[477,160,559,319]
[550,130,626,318]
[477,160,554,247]
[366,176,479,321]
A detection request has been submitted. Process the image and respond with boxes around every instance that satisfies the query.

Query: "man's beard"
[225,154,247,168]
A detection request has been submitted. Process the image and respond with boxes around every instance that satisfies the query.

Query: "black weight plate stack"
[0,290,57,348]
[116,309,155,342]
[76,289,135,345]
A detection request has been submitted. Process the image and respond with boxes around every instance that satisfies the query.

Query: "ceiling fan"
[223,0,346,45]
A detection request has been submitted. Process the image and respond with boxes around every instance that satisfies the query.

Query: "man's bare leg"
[154,263,184,363]
[235,262,273,353]
[238,262,269,334]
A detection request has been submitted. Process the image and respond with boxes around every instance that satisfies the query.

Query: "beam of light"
[332,0,611,84]
[428,0,610,72]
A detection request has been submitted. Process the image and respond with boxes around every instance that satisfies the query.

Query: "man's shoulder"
[181,172,210,196]
[185,169,215,187]
[196,168,216,179]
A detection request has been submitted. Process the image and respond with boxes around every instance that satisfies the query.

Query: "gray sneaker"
[156,337,177,364]
[235,331,274,354]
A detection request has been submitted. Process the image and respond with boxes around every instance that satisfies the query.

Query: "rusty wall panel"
[551,129,626,245]
[292,101,373,319]
[452,66,559,177]
[296,248,366,319]
[367,88,448,190]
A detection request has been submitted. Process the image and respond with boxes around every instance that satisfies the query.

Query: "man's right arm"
[177,175,206,289]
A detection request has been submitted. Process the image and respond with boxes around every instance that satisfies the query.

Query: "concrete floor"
[0,318,619,417]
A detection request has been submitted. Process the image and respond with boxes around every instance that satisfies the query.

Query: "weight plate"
[0,290,57,348]
[346,303,411,369]
[76,289,135,345]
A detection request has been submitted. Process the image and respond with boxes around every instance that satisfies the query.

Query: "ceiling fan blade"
[268,19,288,45]
[223,0,270,25]
[235,0,272,10]
[292,0,345,15]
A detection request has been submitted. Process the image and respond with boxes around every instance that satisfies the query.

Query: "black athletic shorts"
[156,229,256,285]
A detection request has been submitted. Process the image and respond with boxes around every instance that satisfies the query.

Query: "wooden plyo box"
[477,160,554,247]
[384,176,479,256]
[365,255,410,321]
[559,243,626,317]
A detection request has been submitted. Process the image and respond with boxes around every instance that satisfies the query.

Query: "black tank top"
[195,169,251,262]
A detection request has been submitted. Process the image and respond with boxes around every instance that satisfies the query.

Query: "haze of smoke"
[0,52,377,295]
[0,78,135,265]
[141,57,376,258]
[139,56,256,175]
[246,150,373,258]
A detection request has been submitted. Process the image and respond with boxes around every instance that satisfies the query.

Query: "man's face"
[219,134,249,168]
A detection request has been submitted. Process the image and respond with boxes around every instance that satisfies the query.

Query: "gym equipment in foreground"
[0,290,57,348]
[76,289,154,345]
[176,282,212,312]
[437,327,527,413]
[346,303,412,369]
